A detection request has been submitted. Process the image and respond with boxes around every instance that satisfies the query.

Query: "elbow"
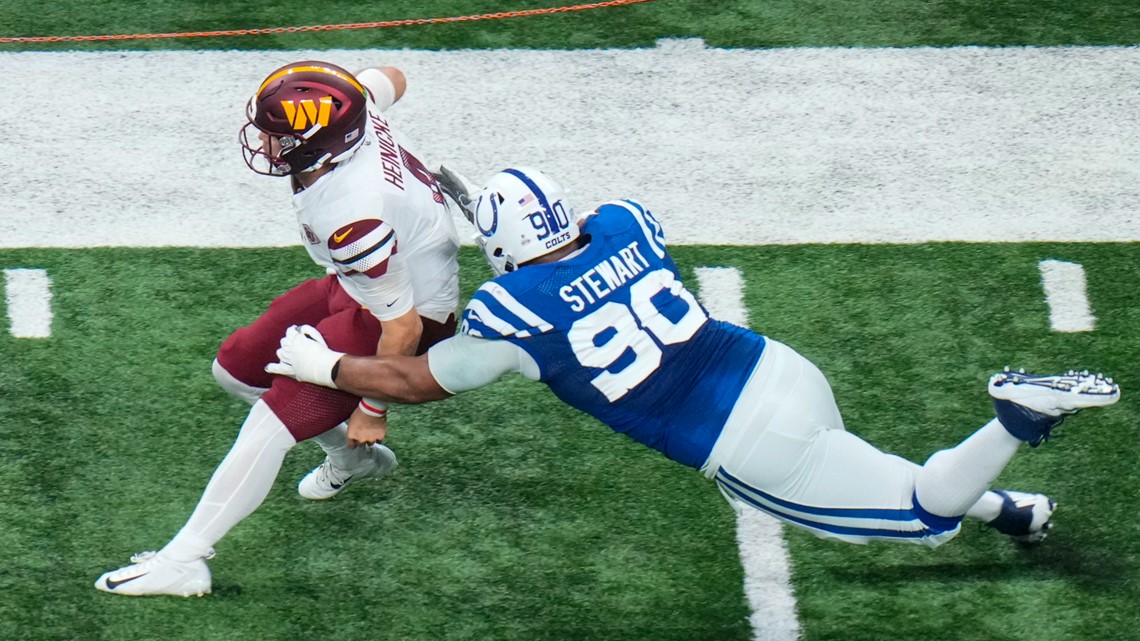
[379,67,407,101]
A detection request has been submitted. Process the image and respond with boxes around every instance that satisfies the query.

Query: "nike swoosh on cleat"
[104,573,149,589]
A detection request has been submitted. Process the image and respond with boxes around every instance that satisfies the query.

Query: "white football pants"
[703,339,1019,548]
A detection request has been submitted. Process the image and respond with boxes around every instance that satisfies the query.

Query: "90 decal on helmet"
[239,61,369,176]
[469,168,580,276]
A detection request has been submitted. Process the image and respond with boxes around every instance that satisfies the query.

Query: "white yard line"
[1038,259,1096,332]
[4,41,1140,247]
[695,266,801,641]
[4,269,53,338]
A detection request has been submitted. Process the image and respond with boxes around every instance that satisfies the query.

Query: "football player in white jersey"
[270,166,1120,556]
[95,61,460,597]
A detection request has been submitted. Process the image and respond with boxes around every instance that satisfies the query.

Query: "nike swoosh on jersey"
[330,226,397,278]
[104,572,150,589]
[333,227,354,243]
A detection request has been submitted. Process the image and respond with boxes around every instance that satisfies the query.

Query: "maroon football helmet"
[239,61,369,176]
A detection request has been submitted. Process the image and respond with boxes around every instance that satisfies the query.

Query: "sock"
[913,419,1022,518]
[311,423,371,470]
[965,490,1005,522]
[212,358,268,406]
[160,400,296,563]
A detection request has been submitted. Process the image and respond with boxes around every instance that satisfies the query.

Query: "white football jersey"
[291,80,460,323]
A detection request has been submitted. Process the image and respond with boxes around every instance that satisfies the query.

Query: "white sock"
[913,419,1022,518]
[161,400,296,563]
[311,423,371,470]
[965,490,1005,522]
[212,358,268,406]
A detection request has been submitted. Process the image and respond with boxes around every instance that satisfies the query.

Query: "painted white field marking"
[1038,260,1095,332]
[4,269,52,338]
[5,41,1140,247]
[694,266,801,641]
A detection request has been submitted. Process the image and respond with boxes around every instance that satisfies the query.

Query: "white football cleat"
[988,368,1120,446]
[95,549,214,597]
[298,443,398,500]
[984,491,1056,544]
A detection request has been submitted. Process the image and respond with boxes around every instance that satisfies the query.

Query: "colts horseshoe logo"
[475,192,502,236]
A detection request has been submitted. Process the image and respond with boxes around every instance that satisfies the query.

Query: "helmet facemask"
[239,112,304,176]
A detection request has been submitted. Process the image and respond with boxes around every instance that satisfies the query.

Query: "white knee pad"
[212,358,268,405]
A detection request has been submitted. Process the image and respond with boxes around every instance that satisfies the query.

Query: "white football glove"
[265,324,344,388]
[433,164,479,223]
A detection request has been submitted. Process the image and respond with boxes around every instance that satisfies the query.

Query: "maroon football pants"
[216,275,455,440]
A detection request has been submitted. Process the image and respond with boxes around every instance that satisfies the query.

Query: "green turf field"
[3,1,1140,640]
[1,245,1137,641]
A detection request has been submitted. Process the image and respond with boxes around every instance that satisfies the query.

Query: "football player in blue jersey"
[268,166,1121,548]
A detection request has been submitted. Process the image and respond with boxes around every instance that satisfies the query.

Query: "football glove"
[265,324,344,388]
[433,164,479,223]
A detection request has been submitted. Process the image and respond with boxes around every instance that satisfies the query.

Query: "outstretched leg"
[95,400,296,596]
[706,340,1119,548]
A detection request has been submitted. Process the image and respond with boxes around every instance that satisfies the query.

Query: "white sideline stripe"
[694,267,800,641]
[5,41,1140,247]
[4,269,52,338]
[1038,260,1095,332]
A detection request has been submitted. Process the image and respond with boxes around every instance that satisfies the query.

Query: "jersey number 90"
[567,269,706,402]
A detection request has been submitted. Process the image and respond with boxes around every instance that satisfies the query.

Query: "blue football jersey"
[460,200,767,468]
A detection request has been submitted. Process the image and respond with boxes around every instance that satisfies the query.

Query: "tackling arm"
[267,326,532,403]
[334,352,450,404]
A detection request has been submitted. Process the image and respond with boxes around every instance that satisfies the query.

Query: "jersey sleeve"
[356,68,398,112]
[459,281,554,340]
[327,218,414,320]
[427,333,540,394]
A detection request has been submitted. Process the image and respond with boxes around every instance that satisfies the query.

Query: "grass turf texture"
[4,0,1140,50]
[4,1,1139,638]
[0,245,1137,641]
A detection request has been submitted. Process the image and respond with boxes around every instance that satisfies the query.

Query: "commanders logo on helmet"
[239,61,368,176]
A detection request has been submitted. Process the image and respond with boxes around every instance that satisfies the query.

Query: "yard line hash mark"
[5,269,53,338]
[1038,260,1095,332]
[693,266,801,641]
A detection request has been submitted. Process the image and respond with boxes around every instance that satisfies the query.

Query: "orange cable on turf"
[0,0,654,43]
